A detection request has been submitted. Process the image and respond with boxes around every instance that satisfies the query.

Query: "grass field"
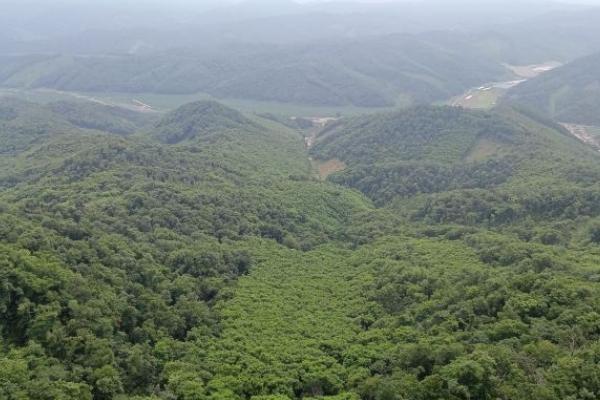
[448,87,504,109]
[446,61,561,110]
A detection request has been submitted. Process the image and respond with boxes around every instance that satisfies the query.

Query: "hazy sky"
[298,0,600,2]
[13,0,600,3]
[297,0,600,4]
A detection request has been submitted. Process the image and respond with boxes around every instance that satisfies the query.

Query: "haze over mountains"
[3,1,600,399]
[2,0,600,111]
[0,1,595,53]
[506,51,600,126]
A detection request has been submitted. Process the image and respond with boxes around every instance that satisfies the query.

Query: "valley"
[0,87,391,117]
[449,61,561,109]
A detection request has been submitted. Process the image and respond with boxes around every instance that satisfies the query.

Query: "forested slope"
[201,235,600,400]
[3,98,600,400]
[311,105,600,226]
[505,52,600,125]
[0,33,510,107]
[0,98,371,399]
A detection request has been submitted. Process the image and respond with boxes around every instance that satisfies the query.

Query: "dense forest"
[311,105,600,222]
[0,98,373,399]
[2,95,600,400]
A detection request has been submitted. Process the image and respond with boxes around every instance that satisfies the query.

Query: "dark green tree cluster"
[350,234,600,400]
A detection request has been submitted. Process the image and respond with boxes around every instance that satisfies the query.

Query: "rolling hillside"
[0,33,510,108]
[311,105,600,226]
[0,97,375,399]
[505,52,600,126]
[150,100,261,144]
[2,96,600,400]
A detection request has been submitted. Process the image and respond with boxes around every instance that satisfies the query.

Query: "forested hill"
[0,97,158,156]
[0,97,374,399]
[0,97,81,155]
[47,100,158,135]
[4,97,600,400]
[505,52,600,125]
[150,100,261,144]
[311,105,600,225]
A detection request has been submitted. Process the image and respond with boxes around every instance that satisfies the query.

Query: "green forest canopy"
[1,97,600,400]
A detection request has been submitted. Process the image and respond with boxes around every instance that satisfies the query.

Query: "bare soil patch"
[313,158,347,180]
[465,138,504,162]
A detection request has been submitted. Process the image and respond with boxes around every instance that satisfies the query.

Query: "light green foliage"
[203,242,371,399]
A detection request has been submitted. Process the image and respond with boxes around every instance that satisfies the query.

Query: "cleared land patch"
[505,61,562,79]
[562,123,600,151]
[464,138,505,162]
[450,87,503,109]
[313,158,347,179]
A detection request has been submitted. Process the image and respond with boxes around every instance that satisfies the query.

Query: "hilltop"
[150,100,260,144]
[311,105,600,228]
